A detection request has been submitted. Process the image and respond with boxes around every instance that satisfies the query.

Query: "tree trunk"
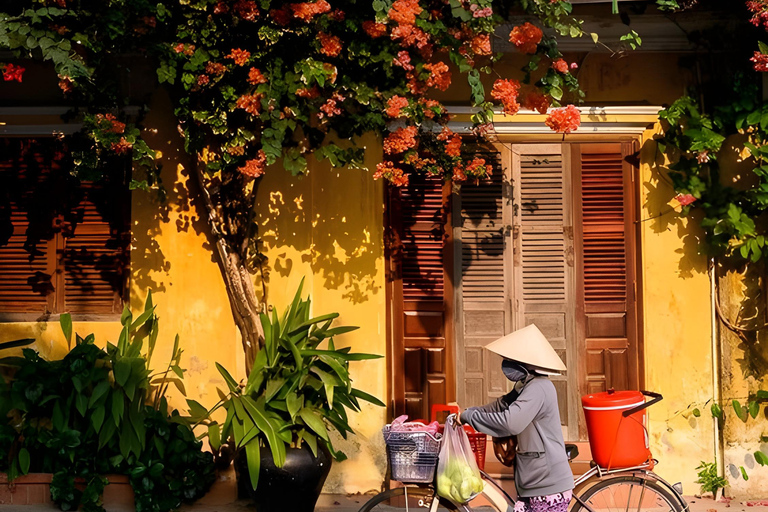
[192,163,264,374]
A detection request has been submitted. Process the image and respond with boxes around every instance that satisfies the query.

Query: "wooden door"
[511,144,580,440]
[572,142,641,400]
[453,144,511,408]
[387,174,454,421]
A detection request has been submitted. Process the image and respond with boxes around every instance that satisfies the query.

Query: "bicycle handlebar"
[622,390,663,417]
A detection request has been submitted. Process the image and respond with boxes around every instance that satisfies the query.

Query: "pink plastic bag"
[389,415,440,434]
[436,417,483,503]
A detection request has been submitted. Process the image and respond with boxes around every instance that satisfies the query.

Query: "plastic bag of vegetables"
[436,415,484,503]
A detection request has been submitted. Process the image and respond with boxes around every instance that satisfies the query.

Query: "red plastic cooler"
[582,390,660,469]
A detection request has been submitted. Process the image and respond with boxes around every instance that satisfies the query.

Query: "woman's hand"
[448,402,462,425]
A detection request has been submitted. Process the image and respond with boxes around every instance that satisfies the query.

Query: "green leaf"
[89,380,110,408]
[350,388,386,407]
[741,466,749,481]
[18,448,30,475]
[60,313,72,348]
[208,422,221,451]
[286,392,303,420]
[298,408,329,441]
[590,32,599,44]
[241,396,286,466]
[216,362,239,392]
[692,408,701,417]
[759,41,768,55]
[187,399,209,422]
[755,451,768,466]
[757,390,768,400]
[111,390,124,424]
[734,400,748,422]
[300,349,382,361]
[301,430,318,457]
[114,360,131,387]
[91,406,105,433]
[0,338,35,351]
[244,439,261,490]
[749,400,760,419]
[711,402,723,419]
[265,378,286,402]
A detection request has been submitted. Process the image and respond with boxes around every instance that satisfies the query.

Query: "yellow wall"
[639,126,716,494]
[253,133,388,493]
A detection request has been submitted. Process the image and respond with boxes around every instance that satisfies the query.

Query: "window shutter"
[573,142,640,395]
[62,182,128,314]
[0,139,56,314]
[512,144,578,437]
[454,144,511,408]
[389,174,451,421]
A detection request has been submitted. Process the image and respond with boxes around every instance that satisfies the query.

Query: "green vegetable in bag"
[436,418,484,503]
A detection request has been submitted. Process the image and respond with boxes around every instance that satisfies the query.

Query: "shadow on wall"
[641,137,708,278]
[130,89,214,303]
[254,152,383,305]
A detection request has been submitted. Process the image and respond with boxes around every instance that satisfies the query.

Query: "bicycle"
[360,393,688,512]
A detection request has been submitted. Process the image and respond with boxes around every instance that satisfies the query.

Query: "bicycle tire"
[358,487,471,512]
[571,475,685,512]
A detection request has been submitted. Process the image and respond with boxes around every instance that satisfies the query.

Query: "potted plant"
[206,282,384,512]
[0,294,216,512]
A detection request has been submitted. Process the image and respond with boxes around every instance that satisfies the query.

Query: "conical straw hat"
[485,324,566,372]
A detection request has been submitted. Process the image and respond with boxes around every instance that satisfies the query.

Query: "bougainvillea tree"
[0,0,667,368]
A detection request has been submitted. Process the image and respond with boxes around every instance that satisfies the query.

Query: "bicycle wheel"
[572,476,685,512]
[358,487,471,512]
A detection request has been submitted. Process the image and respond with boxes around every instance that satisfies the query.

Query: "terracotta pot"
[0,473,134,508]
[235,443,332,512]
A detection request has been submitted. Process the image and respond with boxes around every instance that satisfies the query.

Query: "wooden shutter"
[0,139,57,314]
[0,138,128,318]
[573,142,640,396]
[388,174,453,421]
[454,144,510,408]
[62,182,128,315]
[512,144,579,439]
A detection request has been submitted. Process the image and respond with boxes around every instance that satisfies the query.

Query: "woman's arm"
[460,383,544,437]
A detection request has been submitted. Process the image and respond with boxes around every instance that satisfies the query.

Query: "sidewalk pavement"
[1,495,767,511]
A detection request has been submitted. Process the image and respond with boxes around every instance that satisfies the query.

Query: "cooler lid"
[582,389,644,409]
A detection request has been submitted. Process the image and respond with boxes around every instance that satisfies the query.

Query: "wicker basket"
[383,428,442,483]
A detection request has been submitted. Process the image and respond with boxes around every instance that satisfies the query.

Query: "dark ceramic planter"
[235,443,332,512]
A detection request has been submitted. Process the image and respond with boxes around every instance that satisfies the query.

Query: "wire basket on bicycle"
[382,422,442,483]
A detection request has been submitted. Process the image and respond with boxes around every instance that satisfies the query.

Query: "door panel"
[512,144,579,439]
[389,175,453,420]
[573,142,640,402]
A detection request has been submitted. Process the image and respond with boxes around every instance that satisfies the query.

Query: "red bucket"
[582,390,656,469]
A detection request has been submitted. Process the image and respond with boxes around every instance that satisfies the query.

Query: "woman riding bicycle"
[456,324,573,512]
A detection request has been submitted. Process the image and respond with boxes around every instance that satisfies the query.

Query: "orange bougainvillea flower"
[363,21,388,38]
[95,113,126,134]
[111,138,133,155]
[386,96,410,118]
[318,94,344,118]
[213,1,229,14]
[58,75,74,94]
[318,32,343,57]
[236,94,263,116]
[470,34,492,55]
[295,86,320,99]
[466,157,492,178]
[226,49,251,66]
[545,105,581,133]
[551,58,569,74]
[523,90,551,114]
[391,24,431,51]
[383,126,419,155]
[206,62,227,75]
[233,0,259,20]
[393,50,414,71]
[388,0,422,25]
[675,193,697,206]
[491,79,521,116]
[509,22,543,54]
[290,0,331,21]
[374,161,409,186]
[424,61,451,91]
[420,98,443,118]
[248,68,267,85]
[239,150,267,178]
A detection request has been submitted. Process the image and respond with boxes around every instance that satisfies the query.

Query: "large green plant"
[206,281,384,490]
[0,295,215,512]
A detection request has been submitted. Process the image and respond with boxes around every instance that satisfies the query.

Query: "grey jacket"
[461,377,574,498]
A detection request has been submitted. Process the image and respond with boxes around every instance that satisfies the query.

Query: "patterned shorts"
[513,490,573,512]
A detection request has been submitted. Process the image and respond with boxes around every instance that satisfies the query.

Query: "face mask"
[501,359,529,383]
